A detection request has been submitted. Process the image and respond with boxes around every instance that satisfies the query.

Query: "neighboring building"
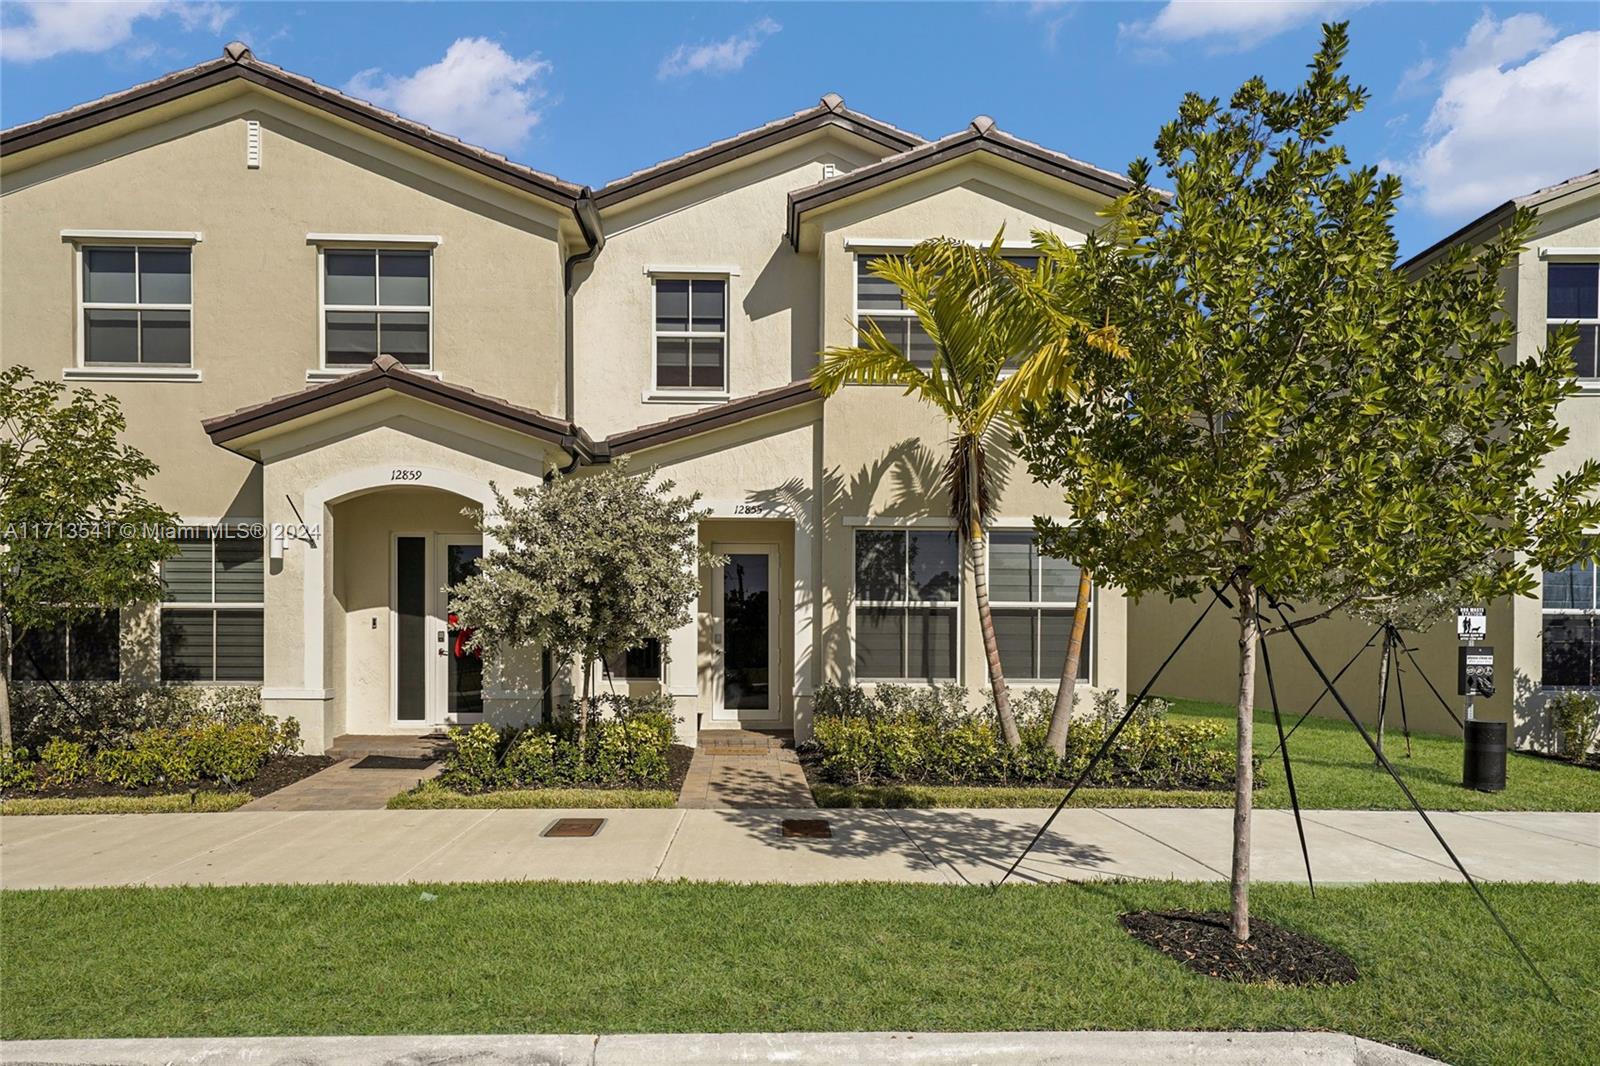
[1128,170,1600,750]
[1,44,1134,752]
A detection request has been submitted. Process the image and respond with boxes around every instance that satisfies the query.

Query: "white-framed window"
[989,530,1091,682]
[159,527,264,683]
[1543,551,1598,688]
[604,638,663,682]
[78,245,192,367]
[653,276,727,392]
[10,611,119,682]
[320,248,432,369]
[1548,262,1599,381]
[853,251,1039,371]
[853,528,959,681]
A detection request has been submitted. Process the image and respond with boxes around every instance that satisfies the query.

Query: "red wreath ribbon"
[447,612,481,659]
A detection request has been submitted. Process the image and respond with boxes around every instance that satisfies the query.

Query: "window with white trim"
[322,249,431,369]
[80,246,192,366]
[160,528,264,682]
[604,637,663,682]
[653,277,727,391]
[854,252,1039,371]
[989,531,1090,682]
[9,612,119,682]
[1543,551,1598,688]
[1548,262,1599,381]
[853,528,958,680]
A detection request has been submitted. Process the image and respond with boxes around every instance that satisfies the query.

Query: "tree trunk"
[1045,567,1094,758]
[578,658,593,765]
[1230,577,1259,942]
[0,619,12,753]
[1375,626,1394,766]
[971,528,1020,748]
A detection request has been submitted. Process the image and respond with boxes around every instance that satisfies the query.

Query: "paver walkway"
[676,747,815,808]
[239,758,441,811]
[2,808,1593,889]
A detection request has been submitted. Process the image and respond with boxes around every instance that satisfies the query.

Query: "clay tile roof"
[1,42,585,209]
[203,355,593,455]
[785,119,1137,247]
[592,93,924,210]
[604,379,821,454]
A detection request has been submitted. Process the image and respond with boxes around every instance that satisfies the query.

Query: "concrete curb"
[0,1031,1447,1065]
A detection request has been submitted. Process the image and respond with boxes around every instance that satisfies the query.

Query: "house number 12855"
[390,469,423,482]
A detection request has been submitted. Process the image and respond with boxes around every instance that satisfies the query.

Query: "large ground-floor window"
[1543,555,1598,688]
[853,528,959,682]
[989,530,1091,682]
[160,527,264,682]
[9,611,120,682]
[604,638,663,682]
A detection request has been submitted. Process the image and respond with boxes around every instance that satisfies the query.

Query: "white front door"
[710,542,781,725]
[392,533,483,728]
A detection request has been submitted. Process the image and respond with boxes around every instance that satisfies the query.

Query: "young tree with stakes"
[1017,24,1600,941]
[0,367,178,751]
[448,461,710,754]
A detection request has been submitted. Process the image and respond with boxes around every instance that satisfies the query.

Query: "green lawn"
[0,793,251,816]
[388,782,676,810]
[814,699,1600,811]
[3,881,1594,1065]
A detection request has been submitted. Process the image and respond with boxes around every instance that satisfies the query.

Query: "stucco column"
[258,466,335,754]
[666,522,701,745]
[792,512,817,740]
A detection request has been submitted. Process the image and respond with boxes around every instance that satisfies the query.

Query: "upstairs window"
[853,528,959,681]
[654,277,727,392]
[80,246,192,366]
[1548,262,1599,381]
[323,249,431,369]
[1543,553,1598,689]
[854,251,1039,371]
[989,531,1091,682]
[9,612,119,682]
[160,528,264,683]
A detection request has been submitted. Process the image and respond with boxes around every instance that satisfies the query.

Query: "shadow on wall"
[742,432,1019,692]
[1513,668,1559,752]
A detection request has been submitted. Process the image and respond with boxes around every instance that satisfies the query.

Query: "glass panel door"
[713,544,779,721]
[394,536,428,721]
[441,540,484,720]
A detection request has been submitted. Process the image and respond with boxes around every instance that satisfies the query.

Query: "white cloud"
[1,1,168,61]
[344,38,551,153]
[1121,1,1367,54]
[658,17,780,80]
[1384,14,1600,217]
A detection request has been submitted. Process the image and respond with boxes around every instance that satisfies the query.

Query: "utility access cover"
[544,818,605,838]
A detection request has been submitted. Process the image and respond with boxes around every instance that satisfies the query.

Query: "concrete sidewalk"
[2,807,1594,889]
[0,1030,1444,1065]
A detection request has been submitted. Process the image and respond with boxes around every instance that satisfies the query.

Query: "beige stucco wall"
[0,86,572,520]
[572,134,885,438]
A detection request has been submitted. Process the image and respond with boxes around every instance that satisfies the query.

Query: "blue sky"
[3,1,1597,258]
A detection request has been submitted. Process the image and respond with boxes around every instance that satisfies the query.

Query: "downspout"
[562,188,605,433]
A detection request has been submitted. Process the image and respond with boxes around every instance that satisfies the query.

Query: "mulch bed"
[1120,909,1359,986]
[1,754,337,801]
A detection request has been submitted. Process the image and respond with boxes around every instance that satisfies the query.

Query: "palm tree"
[813,235,1113,747]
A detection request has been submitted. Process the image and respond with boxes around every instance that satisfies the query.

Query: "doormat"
[544,818,605,838]
[352,755,438,770]
[781,818,832,839]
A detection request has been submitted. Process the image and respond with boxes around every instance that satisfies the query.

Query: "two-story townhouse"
[2,44,1138,752]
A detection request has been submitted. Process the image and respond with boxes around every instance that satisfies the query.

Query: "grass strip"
[2,880,1593,1066]
[0,792,252,816]
[388,782,676,810]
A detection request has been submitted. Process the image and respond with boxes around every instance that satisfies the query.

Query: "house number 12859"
[390,469,423,482]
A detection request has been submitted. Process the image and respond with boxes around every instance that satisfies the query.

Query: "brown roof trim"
[1398,201,1515,274]
[604,379,821,454]
[2,43,585,212]
[203,355,590,455]
[785,118,1136,248]
[593,94,922,211]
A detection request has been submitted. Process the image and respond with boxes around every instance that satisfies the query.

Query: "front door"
[392,533,483,728]
[711,543,780,724]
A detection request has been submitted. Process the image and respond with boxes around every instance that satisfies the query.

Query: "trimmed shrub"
[808,683,1239,791]
[38,739,93,784]
[9,682,279,752]
[436,693,677,793]
[0,747,36,791]
[1549,691,1599,762]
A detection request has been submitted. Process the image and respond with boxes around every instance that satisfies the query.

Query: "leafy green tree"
[813,236,1110,747]
[449,460,709,752]
[1017,24,1600,940]
[1,367,178,750]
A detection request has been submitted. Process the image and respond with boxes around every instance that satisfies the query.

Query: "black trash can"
[1463,720,1507,792]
